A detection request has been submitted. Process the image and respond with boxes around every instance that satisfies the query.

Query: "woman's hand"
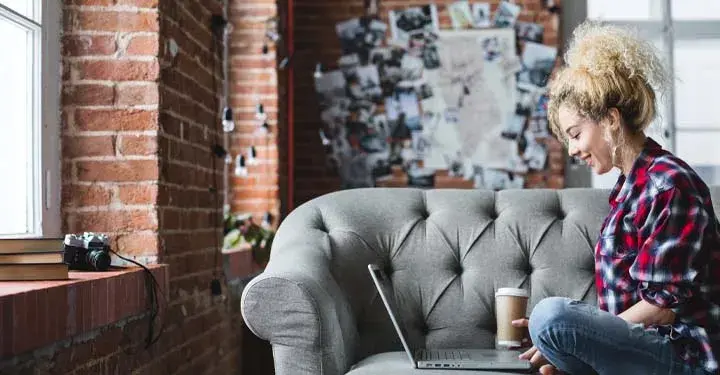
[512,318,563,375]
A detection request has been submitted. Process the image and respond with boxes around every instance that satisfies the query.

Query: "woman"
[512,21,720,375]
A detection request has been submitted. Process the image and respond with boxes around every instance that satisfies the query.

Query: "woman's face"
[558,105,615,174]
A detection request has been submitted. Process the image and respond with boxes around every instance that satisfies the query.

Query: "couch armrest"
[241,245,358,375]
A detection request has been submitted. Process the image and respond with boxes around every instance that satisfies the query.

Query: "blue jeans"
[528,297,711,375]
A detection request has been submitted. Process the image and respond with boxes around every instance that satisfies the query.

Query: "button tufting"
[384,264,393,276]
[455,263,463,275]
[420,210,430,219]
[418,323,429,335]
[317,216,327,232]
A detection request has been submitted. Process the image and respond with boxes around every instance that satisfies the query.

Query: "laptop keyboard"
[417,349,471,361]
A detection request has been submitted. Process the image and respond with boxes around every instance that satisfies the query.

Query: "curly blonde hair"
[547,21,671,145]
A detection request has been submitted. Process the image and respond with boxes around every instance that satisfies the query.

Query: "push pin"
[247,146,258,165]
[255,103,267,121]
[222,107,234,132]
[234,154,248,177]
[261,211,273,229]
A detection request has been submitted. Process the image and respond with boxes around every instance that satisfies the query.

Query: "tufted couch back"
[243,187,720,373]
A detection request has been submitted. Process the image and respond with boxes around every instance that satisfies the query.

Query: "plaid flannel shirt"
[596,137,720,374]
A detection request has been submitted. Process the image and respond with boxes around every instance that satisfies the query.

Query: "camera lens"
[88,250,111,271]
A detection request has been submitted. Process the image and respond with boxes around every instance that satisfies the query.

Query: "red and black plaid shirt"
[595,137,720,374]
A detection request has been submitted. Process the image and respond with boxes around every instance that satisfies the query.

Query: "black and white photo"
[472,3,491,28]
[515,22,544,43]
[493,1,521,28]
[336,17,388,63]
[517,42,557,89]
[389,5,440,46]
[448,1,475,30]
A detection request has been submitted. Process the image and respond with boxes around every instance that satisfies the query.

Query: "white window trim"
[591,1,720,155]
[0,0,61,238]
[41,0,61,238]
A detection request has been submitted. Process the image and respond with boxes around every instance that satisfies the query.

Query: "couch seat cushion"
[346,352,530,375]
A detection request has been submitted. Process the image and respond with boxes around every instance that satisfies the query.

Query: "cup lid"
[495,287,529,298]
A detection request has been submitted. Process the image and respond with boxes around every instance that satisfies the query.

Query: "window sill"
[0,264,168,358]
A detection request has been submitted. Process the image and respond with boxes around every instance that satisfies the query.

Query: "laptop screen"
[367,264,418,367]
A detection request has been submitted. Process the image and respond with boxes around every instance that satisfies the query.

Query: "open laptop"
[368,264,533,371]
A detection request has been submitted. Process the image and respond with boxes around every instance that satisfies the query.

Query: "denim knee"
[529,296,573,344]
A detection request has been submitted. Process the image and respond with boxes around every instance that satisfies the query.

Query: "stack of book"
[0,238,69,281]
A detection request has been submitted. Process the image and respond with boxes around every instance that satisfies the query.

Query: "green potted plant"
[223,212,275,267]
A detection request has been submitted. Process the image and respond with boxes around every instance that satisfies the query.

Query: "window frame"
[587,0,720,187]
[0,0,61,238]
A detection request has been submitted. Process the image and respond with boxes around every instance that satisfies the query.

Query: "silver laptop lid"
[367,264,417,368]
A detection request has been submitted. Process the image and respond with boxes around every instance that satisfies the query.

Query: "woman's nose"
[567,143,579,157]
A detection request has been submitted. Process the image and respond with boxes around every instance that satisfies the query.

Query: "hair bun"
[565,21,670,92]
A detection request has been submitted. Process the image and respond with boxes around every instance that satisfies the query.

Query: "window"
[587,0,720,187]
[0,0,60,237]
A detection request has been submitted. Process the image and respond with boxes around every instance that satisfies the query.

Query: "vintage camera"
[63,232,112,271]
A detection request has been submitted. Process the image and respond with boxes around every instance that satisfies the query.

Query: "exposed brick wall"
[61,0,161,261]
[228,0,283,221]
[1,0,245,374]
[290,0,565,208]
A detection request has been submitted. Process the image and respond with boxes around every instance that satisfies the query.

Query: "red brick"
[118,184,158,204]
[125,34,159,56]
[75,109,158,131]
[77,60,160,81]
[63,135,116,158]
[116,84,159,106]
[116,232,158,255]
[77,160,159,182]
[71,209,158,232]
[65,0,113,4]
[63,35,116,56]
[120,135,157,156]
[63,84,115,106]
[63,184,113,207]
[69,10,159,33]
[117,0,159,7]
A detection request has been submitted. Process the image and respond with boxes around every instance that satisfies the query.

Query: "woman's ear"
[603,108,622,132]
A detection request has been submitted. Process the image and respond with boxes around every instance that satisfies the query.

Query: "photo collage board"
[314,1,561,190]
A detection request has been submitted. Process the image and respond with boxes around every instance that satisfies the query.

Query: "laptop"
[368,264,533,371]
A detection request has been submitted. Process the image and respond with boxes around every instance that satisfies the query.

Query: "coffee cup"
[495,287,529,349]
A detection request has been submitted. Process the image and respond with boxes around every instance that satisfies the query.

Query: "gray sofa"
[240,187,720,375]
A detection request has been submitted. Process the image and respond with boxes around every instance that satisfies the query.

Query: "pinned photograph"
[389,5,440,46]
[371,47,405,96]
[532,93,549,117]
[320,104,349,134]
[523,134,548,170]
[396,86,422,131]
[515,86,535,116]
[481,168,513,190]
[481,36,503,62]
[418,82,434,99]
[472,3,492,28]
[349,65,383,102]
[528,116,549,138]
[493,1,522,28]
[368,113,390,139]
[400,54,425,80]
[502,114,527,140]
[338,54,360,78]
[517,42,557,89]
[515,22,544,43]
[448,1,475,30]
[336,18,388,63]
[314,70,347,106]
